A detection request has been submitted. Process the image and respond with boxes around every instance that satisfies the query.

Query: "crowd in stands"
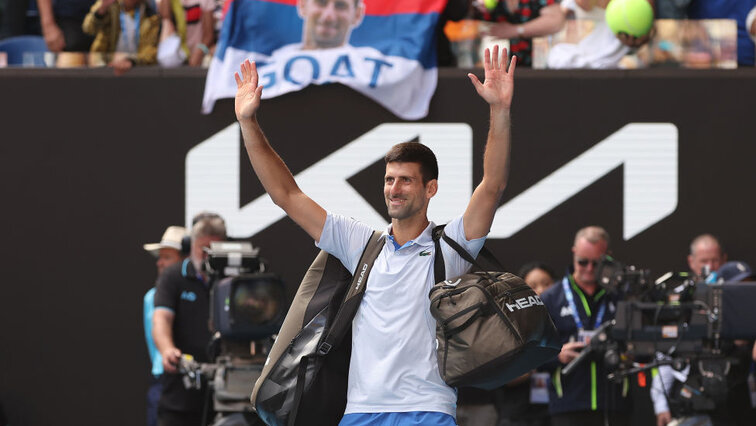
[0,0,220,70]
[1,0,755,71]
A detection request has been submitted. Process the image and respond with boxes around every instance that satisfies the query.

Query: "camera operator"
[153,213,227,426]
[687,234,727,282]
[540,226,629,426]
[651,260,755,426]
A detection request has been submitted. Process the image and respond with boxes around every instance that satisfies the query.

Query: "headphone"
[181,235,191,255]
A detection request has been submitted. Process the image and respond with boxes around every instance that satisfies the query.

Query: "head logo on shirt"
[419,250,431,257]
[560,306,573,317]
[181,291,197,302]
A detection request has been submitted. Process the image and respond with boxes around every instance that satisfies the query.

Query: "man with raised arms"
[235,46,515,425]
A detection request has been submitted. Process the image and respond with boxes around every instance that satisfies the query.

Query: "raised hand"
[467,45,516,109]
[235,59,264,121]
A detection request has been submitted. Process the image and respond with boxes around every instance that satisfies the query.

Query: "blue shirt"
[143,287,163,377]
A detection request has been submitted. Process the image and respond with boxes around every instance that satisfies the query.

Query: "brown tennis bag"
[430,226,561,389]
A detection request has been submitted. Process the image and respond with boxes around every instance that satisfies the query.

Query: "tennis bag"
[251,232,383,426]
[430,227,561,389]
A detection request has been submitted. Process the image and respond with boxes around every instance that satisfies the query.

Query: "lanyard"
[119,6,141,50]
[561,276,606,331]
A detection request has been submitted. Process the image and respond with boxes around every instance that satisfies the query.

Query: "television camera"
[179,241,287,426]
[563,256,756,417]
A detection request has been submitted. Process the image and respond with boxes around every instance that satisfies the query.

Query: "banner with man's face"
[202,0,444,119]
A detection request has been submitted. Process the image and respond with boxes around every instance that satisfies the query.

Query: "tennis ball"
[605,0,654,38]
[484,0,498,11]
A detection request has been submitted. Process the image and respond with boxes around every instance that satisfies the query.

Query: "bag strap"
[316,230,384,355]
[432,225,505,281]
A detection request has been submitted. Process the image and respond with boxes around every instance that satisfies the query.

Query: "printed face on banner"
[298,0,365,49]
[202,0,443,119]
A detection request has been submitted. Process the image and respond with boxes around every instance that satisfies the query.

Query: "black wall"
[0,67,755,425]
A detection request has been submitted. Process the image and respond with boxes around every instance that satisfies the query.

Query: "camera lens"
[232,278,285,325]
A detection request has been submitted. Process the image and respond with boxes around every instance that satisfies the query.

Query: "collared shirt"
[317,212,486,417]
[153,258,211,412]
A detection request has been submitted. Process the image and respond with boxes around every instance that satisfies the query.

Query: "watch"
[517,25,525,37]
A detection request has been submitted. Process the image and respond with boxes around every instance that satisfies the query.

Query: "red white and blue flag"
[201,0,445,119]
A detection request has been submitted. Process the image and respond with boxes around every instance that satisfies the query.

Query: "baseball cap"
[717,261,756,282]
[143,226,187,256]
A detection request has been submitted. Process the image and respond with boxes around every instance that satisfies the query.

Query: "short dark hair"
[518,261,556,282]
[384,142,438,184]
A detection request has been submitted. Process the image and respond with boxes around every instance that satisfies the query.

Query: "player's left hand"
[467,45,516,109]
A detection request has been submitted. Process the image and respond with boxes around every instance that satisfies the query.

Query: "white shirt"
[316,212,486,416]
[116,11,138,54]
[547,0,629,69]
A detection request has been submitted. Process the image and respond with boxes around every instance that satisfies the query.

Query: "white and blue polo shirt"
[316,212,486,418]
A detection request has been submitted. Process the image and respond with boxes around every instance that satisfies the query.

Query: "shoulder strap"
[432,225,506,280]
[433,225,447,284]
[316,230,384,355]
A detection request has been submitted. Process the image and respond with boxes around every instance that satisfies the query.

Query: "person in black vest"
[152,213,226,426]
[539,226,629,426]
[37,0,95,52]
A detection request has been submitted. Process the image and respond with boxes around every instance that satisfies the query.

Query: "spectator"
[153,213,226,426]
[540,226,629,426]
[548,0,624,69]
[548,0,657,69]
[651,260,755,426]
[158,0,214,66]
[687,233,727,281]
[0,0,41,40]
[492,261,557,426]
[519,261,556,296]
[437,0,472,67]
[37,0,95,52]
[688,0,756,67]
[655,0,689,19]
[82,0,160,74]
[472,0,566,67]
[142,225,187,426]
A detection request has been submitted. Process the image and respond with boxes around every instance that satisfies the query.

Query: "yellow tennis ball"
[484,0,499,11]
[605,0,654,38]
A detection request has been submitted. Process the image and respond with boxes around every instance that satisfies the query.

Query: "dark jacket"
[539,274,629,415]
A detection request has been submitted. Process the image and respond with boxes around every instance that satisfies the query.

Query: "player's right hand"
[235,60,263,121]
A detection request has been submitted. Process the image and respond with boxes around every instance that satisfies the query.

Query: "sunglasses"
[576,258,600,267]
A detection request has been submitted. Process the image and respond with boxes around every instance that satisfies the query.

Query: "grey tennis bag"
[251,232,383,426]
[430,227,561,389]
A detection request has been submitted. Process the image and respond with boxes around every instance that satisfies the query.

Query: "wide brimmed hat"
[143,226,186,256]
